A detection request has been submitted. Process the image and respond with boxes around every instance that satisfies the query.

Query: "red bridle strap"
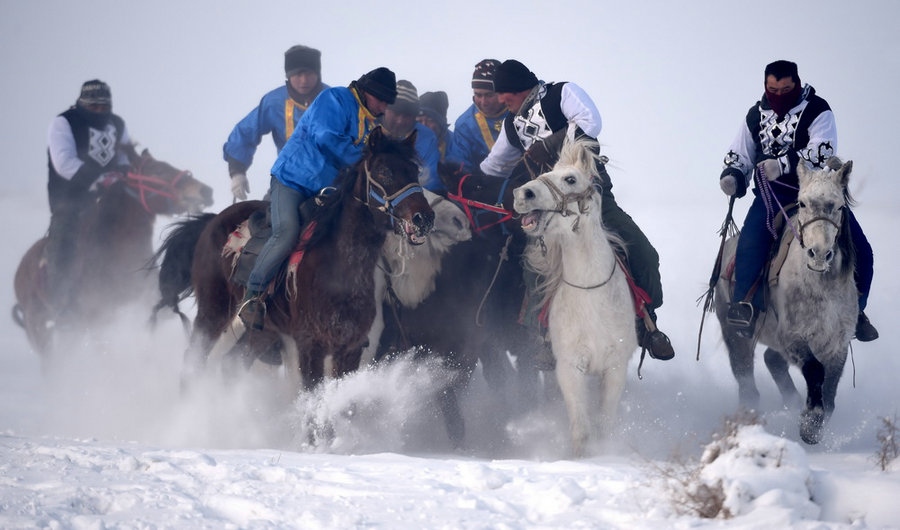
[446,173,514,234]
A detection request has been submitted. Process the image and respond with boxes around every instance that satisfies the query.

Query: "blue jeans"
[247,177,309,293]
[734,194,874,311]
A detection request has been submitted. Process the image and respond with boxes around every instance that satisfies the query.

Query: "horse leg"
[555,353,591,457]
[438,381,465,449]
[763,347,802,410]
[797,347,826,445]
[597,363,627,439]
[723,328,760,410]
[820,350,848,423]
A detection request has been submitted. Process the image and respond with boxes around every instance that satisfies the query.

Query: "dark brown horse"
[13,150,214,356]
[372,142,560,446]
[183,128,434,389]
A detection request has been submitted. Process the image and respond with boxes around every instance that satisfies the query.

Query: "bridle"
[796,207,844,249]
[125,159,192,214]
[362,159,425,226]
[532,174,595,232]
[446,173,515,234]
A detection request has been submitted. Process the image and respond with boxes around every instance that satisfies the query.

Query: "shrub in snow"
[874,414,899,472]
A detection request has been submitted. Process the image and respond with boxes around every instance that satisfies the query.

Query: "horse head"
[512,136,601,236]
[126,149,214,215]
[361,127,434,245]
[795,158,852,273]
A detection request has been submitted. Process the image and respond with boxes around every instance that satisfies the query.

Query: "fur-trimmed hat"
[77,79,111,107]
[389,80,419,116]
[419,91,449,128]
[284,45,321,77]
[357,67,397,104]
[472,59,500,91]
[493,60,539,94]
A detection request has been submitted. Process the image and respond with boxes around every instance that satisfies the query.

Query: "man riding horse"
[239,67,399,329]
[46,79,139,319]
[479,59,676,363]
[719,60,878,342]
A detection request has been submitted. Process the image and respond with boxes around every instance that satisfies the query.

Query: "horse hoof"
[799,407,825,445]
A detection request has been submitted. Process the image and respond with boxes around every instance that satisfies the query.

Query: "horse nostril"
[807,248,816,260]
[824,250,834,262]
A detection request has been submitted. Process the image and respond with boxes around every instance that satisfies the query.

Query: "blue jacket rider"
[239,67,398,330]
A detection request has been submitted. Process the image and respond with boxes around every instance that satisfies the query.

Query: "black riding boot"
[855,311,879,342]
[238,290,266,331]
[637,312,675,361]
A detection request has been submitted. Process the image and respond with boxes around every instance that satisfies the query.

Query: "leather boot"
[637,318,675,360]
[855,311,879,342]
[237,290,266,331]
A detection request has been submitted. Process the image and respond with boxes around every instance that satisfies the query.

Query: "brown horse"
[183,128,434,389]
[13,149,213,356]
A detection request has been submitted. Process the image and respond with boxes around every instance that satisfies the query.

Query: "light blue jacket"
[223,82,327,172]
[270,85,379,197]
[446,103,508,173]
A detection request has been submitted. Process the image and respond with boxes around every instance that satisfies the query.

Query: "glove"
[231,172,249,201]
[719,174,746,198]
[758,158,783,181]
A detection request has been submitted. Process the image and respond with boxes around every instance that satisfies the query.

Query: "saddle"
[223,196,322,289]
[724,203,799,299]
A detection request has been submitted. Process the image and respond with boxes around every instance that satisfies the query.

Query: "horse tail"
[148,213,216,326]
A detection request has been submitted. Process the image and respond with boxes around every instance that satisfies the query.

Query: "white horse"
[513,137,637,456]
[715,158,857,444]
[361,190,472,365]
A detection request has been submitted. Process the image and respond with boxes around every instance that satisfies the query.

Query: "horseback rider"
[479,59,676,362]
[46,79,138,317]
[224,45,328,201]
[446,59,509,174]
[720,60,878,342]
[239,67,398,330]
[417,90,454,163]
[379,80,444,192]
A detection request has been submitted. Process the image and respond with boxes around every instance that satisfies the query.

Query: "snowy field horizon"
[2,1,899,528]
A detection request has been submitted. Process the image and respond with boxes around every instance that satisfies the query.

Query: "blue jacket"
[223,82,327,173]
[446,103,508,173]
[410,122,443,192]
[271,86,379,197]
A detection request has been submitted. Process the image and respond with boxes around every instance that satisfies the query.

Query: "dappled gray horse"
[715,158,857,444]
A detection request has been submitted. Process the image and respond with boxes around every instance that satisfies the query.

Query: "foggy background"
[1,0,898,456]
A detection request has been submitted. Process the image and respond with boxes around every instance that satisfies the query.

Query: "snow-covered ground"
[2,1,900,528]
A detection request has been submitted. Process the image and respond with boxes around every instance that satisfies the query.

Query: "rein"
[446,173,515,234]
[125,164,190,214]
[561,253,618,290]
[362,160,425,226]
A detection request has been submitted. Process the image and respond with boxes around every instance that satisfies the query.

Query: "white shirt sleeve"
[115,124,133,167]
[479,121,521,178]
[47,116,83,179]
[559,83,602,138]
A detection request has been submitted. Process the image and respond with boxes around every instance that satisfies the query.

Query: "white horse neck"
[556,198,617,284]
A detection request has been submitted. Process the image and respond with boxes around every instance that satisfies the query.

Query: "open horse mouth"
[521,211,543,232]
[401,219,429,245]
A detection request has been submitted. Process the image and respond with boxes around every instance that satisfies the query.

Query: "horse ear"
[367,126,386,151]
[838,160,853,187]
[796,159,811,185]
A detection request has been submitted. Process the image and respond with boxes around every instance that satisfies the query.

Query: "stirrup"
[237,296,266,331]
[726,301,756,329]
[855,311,879,342]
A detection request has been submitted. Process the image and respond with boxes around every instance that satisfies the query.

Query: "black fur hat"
[284,45,321,77]
[493,60,539,94]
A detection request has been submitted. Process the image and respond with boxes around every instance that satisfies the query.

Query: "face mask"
[764,80,802,118]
